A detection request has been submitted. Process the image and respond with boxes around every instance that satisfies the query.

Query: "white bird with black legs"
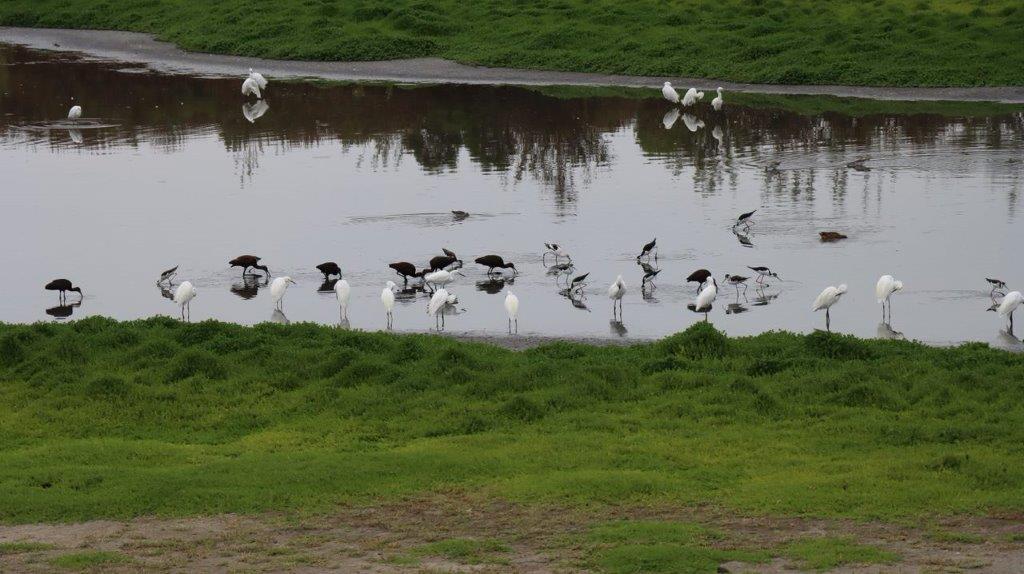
[812,284,848,331]
[608,275,626,320]
[173,281,196,321]
[335,278,351,320]
[694,277,718,320]
[270,276,296,309]
[67,105,82,121]
[423,269,461,292]
[662,81,681,104]
[682,87,703,107]
[875,275,903,321]
[996,291,1023,331]
[381,281,397,328]
[248,68,268,90]
[428,287,449,330]
[241,77,262,99]
[505,291,519,334]
[711,87,724,111]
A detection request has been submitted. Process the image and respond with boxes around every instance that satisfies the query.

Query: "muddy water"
[1,45,1021,348]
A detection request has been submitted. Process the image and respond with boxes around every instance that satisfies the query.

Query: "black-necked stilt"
[636,238,657,261]
[686,269,712,289]
[157,265,178,285]
[987,278,1008,295]
[389,261,427,284]
[812,284,848,331]
[723,274,749,293]
[475,254,517,275]
[846,156,870,172]
[819,231,847,242]
[44,279,82,304]
[747,266,779,284]
[734,210,756,229]
[316,261,342,279]
[569,272,589,292]
[639,262,660,288]
[543,243,571,264]
[229,255,270,277]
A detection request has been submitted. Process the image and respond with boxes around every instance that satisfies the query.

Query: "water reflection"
[45,301,81,320]
[318,278,338,293]
[271,308,289,324]
[476,277,511,294]
[231,276,267,300]
[242,100,269,124]
[877,321,904,340]
[610,320,628,337]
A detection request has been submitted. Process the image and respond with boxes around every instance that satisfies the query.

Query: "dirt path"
[2,27,1023,103]
[2,495,1022,572]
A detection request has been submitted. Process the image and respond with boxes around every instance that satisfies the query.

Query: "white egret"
[812,284,848,331]
[662,81,681,104]
[505,291,519,333]
[173,281,196,321]
[711,87,724,111]
[248,68,268,89]
[241,77,262,99]
[428,287,449,330]
[682,87,700,107]
[693,278,718,320]
[997,291,1023,330]
[662,108,680,129]
[335,278,351,320]
[270,276,296,309]
[423,269,461,291]
[381,281,396,328]
[67,105,82,121]
[681,113,704,132]
[875,275,903,321]
[608,275,626,320]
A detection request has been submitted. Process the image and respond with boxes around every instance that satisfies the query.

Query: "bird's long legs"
[825,308,831,331]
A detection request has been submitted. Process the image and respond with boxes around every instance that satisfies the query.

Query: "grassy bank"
[1,317,1022,525]
[2,1,1022,87]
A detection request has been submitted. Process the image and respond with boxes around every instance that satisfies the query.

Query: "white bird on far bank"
[173,281,196,321]
[270,276,296,309]
[662,81,681,104]
[505,291,519,333]
[711,87,724,111]
[335,278,351,320]
[812,284,848,331]
[682,87,703,107]
[67,105,82,121]
[242,77,262,99]
[248,68,268,90]
[381,281,396,328]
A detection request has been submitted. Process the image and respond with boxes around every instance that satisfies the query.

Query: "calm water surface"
[1,45,1022,347]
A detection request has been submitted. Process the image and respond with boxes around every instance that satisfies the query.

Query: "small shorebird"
[636,238,657,261]
[747,266,779,284]
[723,274,749,293]
[157,265,178,285]
[987,278,1008,295]
[734,210,756,229]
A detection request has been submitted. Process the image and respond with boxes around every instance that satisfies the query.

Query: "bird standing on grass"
[270,276,296,310]
[505,291,519,334]
[173,281,196,321]
[608,275,626,320]
[812,284,848,331]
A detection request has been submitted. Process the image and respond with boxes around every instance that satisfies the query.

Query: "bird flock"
[48,72,1021,339]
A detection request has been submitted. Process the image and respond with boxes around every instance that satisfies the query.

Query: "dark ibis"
[475,254,517,275]
[316,261,341,279]
[44,279,82,303]
[429,255,459,272]
[452,210,469,219]
[389,261,427,284]
[229,255,270,276]
[819,231,847,242]
[686,269,712,289]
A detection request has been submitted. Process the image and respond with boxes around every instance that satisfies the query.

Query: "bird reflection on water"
[477,277,511,294]
[45,301,81,320]
[271,308,289,324]
[318,278,338,293]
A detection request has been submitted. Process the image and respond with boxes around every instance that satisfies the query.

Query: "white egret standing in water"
[270,276,296,309]
[248,68,268,90]
[505,291,519,333]
[381,281,396,328]
[335,278,351,320]
[662,81,681,104]
[694,278,718,320]
[875,275,903,321]
[241,77,262,99]
[812,284,848,331]
[428,288,449,330]
[67,105,82,121]
[711,87,724,111]
[173,281,196,321]
[423,269,460,291]
[997,291,1023,331]
[608,275,626,320]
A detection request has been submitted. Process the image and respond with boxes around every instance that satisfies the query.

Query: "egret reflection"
[67,128,83,144]
[242,100,270,124]
[271,308,289,324]
[662,108,680,130]
[877,321,904,340]
[681,113,704,132]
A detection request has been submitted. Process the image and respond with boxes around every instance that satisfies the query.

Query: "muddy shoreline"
[2,27,1023,103]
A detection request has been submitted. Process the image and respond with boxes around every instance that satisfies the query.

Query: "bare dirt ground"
[1,27,1022,103]
[2,494,1022,573]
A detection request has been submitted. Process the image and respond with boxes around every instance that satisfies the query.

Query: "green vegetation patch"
[0,541,57,555]
[0,318,1022,524]
[411,537,510,565]
[48,550,132,570]
[781,537,898,570]
[1,0,1022,87]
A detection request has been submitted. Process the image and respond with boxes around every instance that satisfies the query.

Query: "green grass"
[1,0,1022,87]
[0,541,57,555]
[411,538,510,565]
[48,550,131,570]
[782,537,898,570]
[0,317,1023,525]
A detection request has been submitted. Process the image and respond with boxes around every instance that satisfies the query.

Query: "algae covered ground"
[1,0,1022,87]
[1,317,1022,526]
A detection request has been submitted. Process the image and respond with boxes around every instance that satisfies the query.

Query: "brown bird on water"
[229,255,270,277]
[45,278,83,303]
[686,269,712,289]
[475,254,517,275]
[819,231,848,242]
[315,261,341,278]
[389,261,428,284]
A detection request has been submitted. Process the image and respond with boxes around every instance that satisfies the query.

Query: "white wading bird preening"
[997,291,1023,331]
[812,284,848,331]
[270,276,296,310]
[608,275,626,320]
[682,87,702,107]
[875,275,904,321]
[428,287,449,330]
[335,278,351,320]
[694,277,718,320]
[248,68,268,90]
[67,105,82,121]
[241,77,262,99]
[173,281,196,321]
[381,281,396,328]
[662,81,681,104]
[711,87,724,111]
[505,291,519,334]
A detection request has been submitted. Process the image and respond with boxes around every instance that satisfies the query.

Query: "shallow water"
[1,45,1022,348]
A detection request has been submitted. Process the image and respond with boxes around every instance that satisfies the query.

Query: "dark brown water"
[1,45,1022,347]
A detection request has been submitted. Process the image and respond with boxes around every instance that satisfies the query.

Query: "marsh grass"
[1,0,1022,87]
[0,317,1022,524]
